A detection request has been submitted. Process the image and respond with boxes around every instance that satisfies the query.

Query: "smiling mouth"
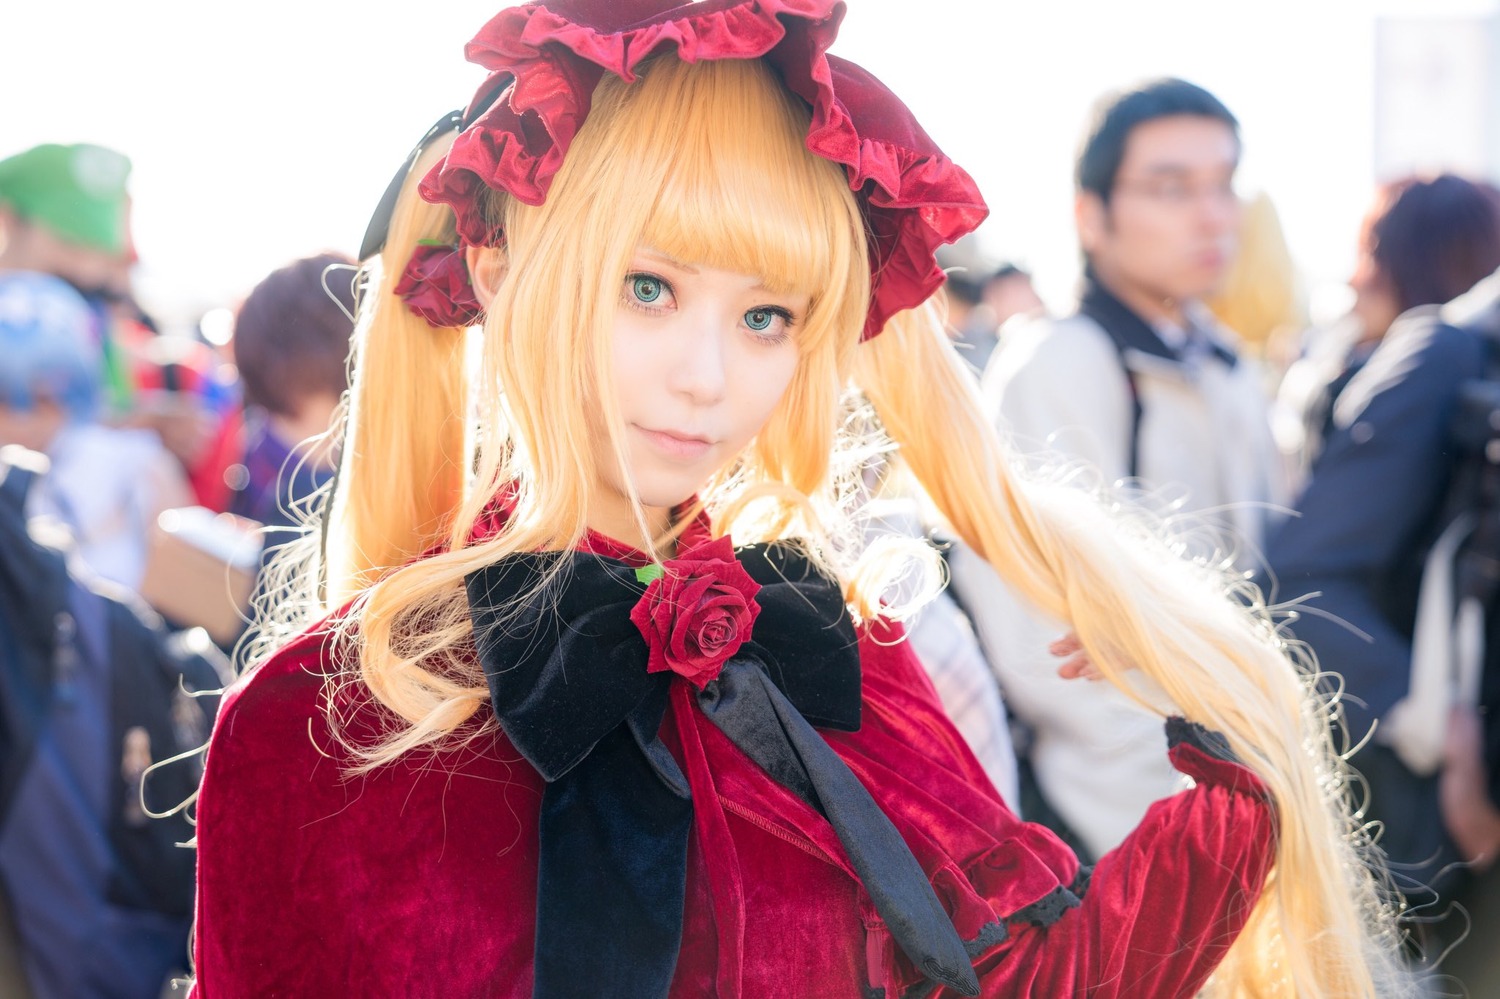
[634,425,716,459]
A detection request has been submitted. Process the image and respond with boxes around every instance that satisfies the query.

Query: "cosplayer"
[190,2,1412,996]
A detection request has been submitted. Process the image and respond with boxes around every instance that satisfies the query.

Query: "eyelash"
[624,272,675,313]
[621,271,797,344]
[742,306,795,345]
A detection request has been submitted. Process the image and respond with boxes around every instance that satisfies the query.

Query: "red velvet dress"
[189,529,1274,998]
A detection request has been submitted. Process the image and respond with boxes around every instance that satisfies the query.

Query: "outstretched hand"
[1439,704,1500,872]
[1052,632,1102,681]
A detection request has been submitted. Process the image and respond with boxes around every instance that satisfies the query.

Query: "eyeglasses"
[1111,178,1238,209]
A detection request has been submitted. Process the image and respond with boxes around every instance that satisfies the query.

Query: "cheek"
[1100,205,1162,263]
[729,347,799,443]
[609,317,664,415]
[1349,254,1381,294]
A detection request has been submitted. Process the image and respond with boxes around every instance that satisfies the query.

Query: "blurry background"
[4,0,1499,332]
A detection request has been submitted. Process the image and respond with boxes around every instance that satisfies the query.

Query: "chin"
[633,479,702,515]
[1188,265,1231,298]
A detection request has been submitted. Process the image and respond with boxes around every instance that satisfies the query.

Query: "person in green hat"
[0,142,224,485]
[0,142,137,413]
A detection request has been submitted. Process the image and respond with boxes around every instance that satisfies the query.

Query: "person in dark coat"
[1260,179,1500,969]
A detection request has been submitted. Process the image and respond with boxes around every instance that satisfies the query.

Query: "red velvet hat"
[419,0,987,339]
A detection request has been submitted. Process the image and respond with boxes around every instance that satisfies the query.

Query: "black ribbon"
[465,544,979,998]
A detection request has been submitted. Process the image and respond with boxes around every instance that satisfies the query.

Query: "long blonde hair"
[261,53,1410,997]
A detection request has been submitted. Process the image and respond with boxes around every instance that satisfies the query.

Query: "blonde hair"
[1205,190,1308,353]
[259,53,1410,997]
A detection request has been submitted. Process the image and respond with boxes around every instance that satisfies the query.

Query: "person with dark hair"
[1260,178,1500,948]
[971,263,1042,369]
[950,78,1280,859]
[935,239,1042,375]
[1278,176,1500,484]
[226,252,356,533]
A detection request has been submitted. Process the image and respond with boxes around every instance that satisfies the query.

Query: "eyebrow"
[637,250,775,293]
[640,250,699,275]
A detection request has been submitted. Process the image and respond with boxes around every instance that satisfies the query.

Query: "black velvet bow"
[465,543,980,999]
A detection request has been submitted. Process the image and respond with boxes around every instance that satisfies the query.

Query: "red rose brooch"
[628,536,762,689]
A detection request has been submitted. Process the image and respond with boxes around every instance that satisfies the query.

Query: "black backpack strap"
[0,452,40,514]
[1450,329,1500,607]
[103,597,222,916]
[1076,299,1144,481]
[1110,335,1143,482]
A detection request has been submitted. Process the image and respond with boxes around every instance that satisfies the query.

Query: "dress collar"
[469,486,713,565]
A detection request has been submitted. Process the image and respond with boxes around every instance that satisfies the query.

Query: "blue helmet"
[0,270,103,422]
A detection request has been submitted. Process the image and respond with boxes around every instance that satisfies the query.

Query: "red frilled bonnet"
[418,0,988,339]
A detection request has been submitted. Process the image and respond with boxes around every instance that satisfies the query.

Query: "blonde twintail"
[324,137,473,606]
[854,301,1414,998]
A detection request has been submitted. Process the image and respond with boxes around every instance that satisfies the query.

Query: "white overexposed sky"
[4,0,1499,334]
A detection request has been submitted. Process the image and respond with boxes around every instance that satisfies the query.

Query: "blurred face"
[982,272,1044,327]
[1078,115,1241,319]
[0,400,66,453]
[1348,246,1400,341]
[591,247,806,541]
[0,213,126,300]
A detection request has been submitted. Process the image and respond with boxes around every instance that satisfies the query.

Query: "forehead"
[1118,115,1239,177]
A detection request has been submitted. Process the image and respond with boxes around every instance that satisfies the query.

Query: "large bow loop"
[468,552,664,782]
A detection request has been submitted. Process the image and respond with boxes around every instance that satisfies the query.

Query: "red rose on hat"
[629,536,762,689]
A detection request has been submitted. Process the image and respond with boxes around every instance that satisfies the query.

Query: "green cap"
[0,143,132,254]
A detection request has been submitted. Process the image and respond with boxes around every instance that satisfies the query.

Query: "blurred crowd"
[3,73,1500,997]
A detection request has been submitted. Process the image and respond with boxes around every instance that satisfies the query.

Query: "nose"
[667,314,728,405]
[1199,187,1239,235]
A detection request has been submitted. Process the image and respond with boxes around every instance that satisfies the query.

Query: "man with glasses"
[950,79,1280,859]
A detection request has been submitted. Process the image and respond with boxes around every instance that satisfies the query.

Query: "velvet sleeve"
[966,735,1274,997]
[851,623,1276,997]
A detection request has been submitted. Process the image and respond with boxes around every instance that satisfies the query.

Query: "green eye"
[745,309,774,331]
[632,276,663,303]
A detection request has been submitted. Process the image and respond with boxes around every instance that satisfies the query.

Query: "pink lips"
[635,425,714,460]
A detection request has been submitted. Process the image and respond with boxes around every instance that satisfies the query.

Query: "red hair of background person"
[1366,174,1500,314]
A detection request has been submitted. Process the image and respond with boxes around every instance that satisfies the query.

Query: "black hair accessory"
[357,75,512,261]
[357,110,464,262]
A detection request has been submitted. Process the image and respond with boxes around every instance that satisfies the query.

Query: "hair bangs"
[630,58,859,309]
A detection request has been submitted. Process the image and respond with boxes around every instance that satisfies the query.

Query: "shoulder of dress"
[210,620,351,758]
[855,615,911,669]
[855,616,943,707]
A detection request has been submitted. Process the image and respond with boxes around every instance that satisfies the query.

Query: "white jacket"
[949,308,1280,857]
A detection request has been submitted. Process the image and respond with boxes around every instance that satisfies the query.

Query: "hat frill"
[419,0,987,338]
